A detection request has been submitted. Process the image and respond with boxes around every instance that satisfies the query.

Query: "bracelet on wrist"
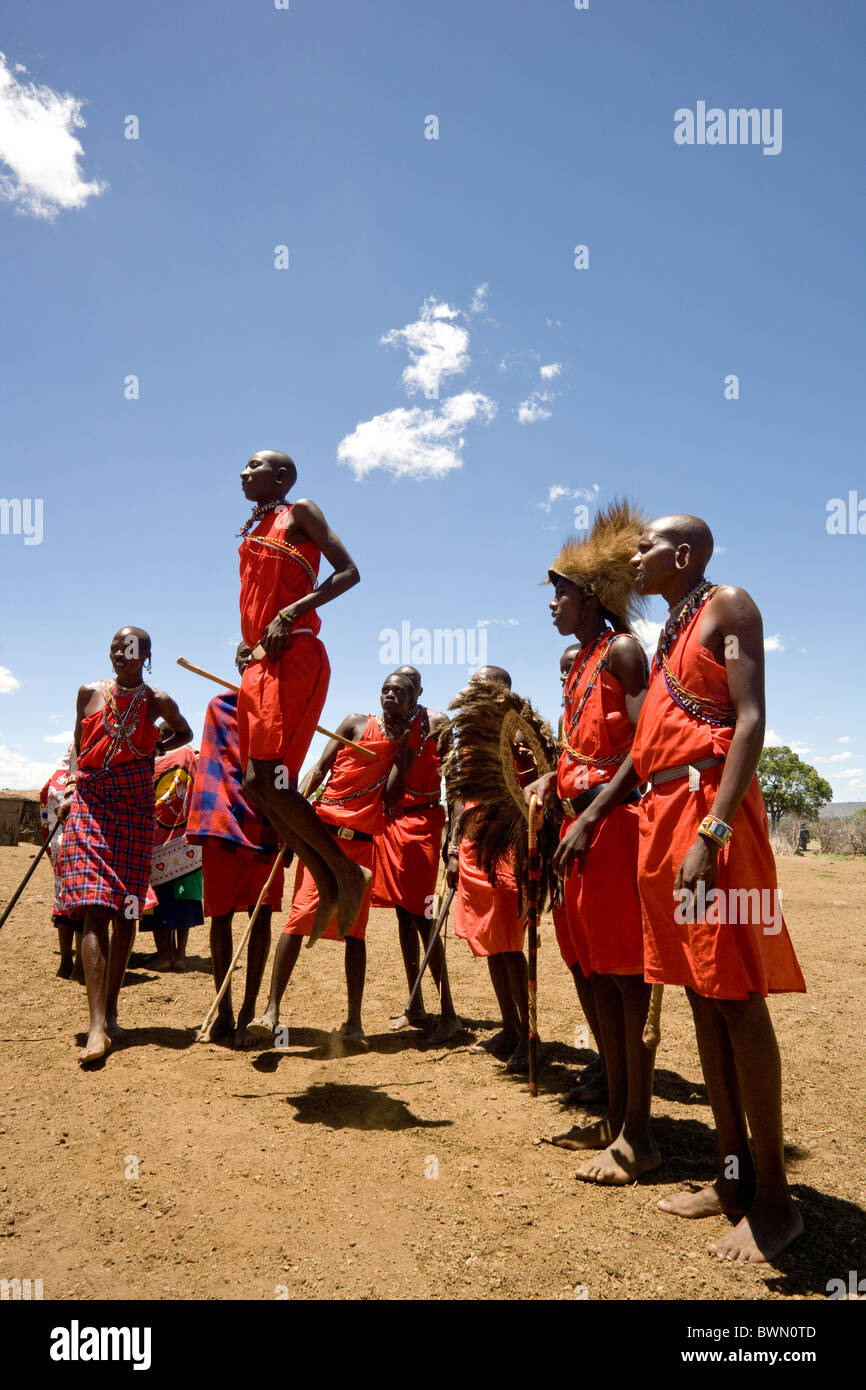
[447,842,460,857]
[698,815,733,848]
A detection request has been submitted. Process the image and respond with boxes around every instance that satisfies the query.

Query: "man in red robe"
[235,450,368,942]
[567,515,805,1263]
[253,673,415,1050]
[374,665,460,1045]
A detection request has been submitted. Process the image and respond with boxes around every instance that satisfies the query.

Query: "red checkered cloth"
[57,759,155,917]
[187,692,279,853]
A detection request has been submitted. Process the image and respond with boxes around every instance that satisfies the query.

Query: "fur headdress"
[439,680,560,912]
[547,499,647,628]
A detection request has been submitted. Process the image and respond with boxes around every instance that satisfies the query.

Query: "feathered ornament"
[547,499,647,628]
[439,679,560,913]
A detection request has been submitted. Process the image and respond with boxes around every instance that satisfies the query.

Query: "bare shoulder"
[427,709,449,733]
[338,711,369,738]
[608,634,649,679]
[290,497,325,527]
[707,584,762,627]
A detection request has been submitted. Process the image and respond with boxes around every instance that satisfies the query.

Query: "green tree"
[757,746,834,826]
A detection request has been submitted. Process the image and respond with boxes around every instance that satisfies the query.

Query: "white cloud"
[43,729,74,745]
[764,730,783,747]
[477,618,519,629]
[633,619,662,654]
[789,743,812,755]
[764,634,785,652]
[837,768,865,780]
[516,391,554,424]
[815,752,854,764]
[337,390,496,481]
[545,316,561,328]
[380,296,469,399]
[537,483,600,514]
[539,362,561,380]
[838,735,851,744]
[0,744,55,790]
[469,283,488,314]
[0,666,21,694]
[0,52,106,220]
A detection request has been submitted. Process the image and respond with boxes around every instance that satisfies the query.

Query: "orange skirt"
[372,807,445,916]
[453,838,525,958]
[283,834,373,942]
[201,839,285,918]
[237,632,329,776]
[556,802,644,977]
[638,771,806,999]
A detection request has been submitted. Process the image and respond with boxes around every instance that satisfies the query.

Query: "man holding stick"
[187,642,285,1047]
[375,665,460,1044]
[254,673,416,1049]
[235,449,368,942]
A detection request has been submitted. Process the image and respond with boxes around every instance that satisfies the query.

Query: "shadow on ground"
[274,1081,453,1132]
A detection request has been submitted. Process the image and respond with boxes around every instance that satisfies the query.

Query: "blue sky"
[1,0,864,798]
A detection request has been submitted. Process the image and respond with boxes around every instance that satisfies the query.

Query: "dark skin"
[237,452,368,943]
[255,675,416,1045]
[195,643,277,1049]
[524,579,658,1183]
[65,628,193,1064]
[448,668,534,1072]
[385,666,459,1045]
[559,516,802,1261]
[557,644,580,743]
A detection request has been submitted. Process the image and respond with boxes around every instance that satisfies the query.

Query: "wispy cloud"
[838,735,851,744]
[380,296,469,399]
[43,729,74,745]
[477,618,519,629]
[815,752,854,764]
[0,52,105,220]
[469,283,488,314]
[537,483,599,514]
[337,391,496,480]
[0,666,21,694]
[633,618,662,654]
[0,744,56,789]
[516,390,554,424]
[539,362,561,380]
[764,634,785,652]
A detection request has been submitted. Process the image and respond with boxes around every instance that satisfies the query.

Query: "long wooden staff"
[642,984,663,1048]
[176,657,377,760]
[527,792,541,1096]
[400,885,456,1021]
[0,819,61,931]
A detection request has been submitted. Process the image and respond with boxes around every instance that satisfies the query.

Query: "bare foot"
[170,958,187,973]
[659,1182,747,1220]
[575,1133,662,1186]
[388,1011,411,1032]
[306,873,339,948]
[337,1020,369,1052]
[79,1030,112,1064]
[105,1019,128,1045]
[427,1016,462,1046]
[708,1200,803,1264]
[72,961,85,985]
[469,1030,518,1058]
[552,1117,618,1151]
[335,865,372,941]
[506,1039,543,1074]
[148,956,173,972]
[233,1008,261,1049]
[57,959,74,980]
[247,1010,278,1040]
[195,1012,235,1044]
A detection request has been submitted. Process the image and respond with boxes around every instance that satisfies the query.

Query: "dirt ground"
[1,846,863,1302]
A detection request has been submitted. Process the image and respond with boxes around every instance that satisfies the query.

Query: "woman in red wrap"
[526,502,660,1183]
[567,514,805,1264]
[253,673,415,1050]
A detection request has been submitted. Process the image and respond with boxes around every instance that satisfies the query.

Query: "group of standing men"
[48,449,806,1265]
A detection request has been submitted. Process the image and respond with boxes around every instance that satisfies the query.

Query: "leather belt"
[562,785,641,819]
[385,800,441,818]
[323,822,373,844]
[649,755,723,788]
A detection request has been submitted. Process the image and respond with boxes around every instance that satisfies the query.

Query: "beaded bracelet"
[447,842,460,857]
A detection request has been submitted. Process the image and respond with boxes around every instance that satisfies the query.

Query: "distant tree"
[758,747,834,827]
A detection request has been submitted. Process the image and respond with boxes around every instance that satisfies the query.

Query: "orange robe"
[284,714,399,942]
[372,709,445,917]
[631,600,806,1000]
[453,801,525,958]
[556,634,644,976]
[236,504,330,779]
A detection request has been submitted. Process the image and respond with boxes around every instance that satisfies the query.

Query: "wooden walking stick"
[642,983,663,1049]
[176,657,377,759]
[527,792,541,1096]
[0,820,61,931]
[400,885,456,1022]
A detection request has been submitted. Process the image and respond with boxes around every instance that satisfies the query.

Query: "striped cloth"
[57,759,155,917]
[186,691,279,853]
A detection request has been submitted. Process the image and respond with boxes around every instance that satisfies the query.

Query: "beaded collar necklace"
[653,578,714,669]
[564,629,614,740]
[238,500,286,539]
[100,679,149,765]
[376,711,405,740]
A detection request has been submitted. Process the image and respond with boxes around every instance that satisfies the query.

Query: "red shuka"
[555,634,644,977]
[236,505,329,775]
[453,801,525,958]
[631,601,806,1000]
[373,709,445,917]
[284,714,400,942]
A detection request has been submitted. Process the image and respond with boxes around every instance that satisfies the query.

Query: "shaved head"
[395,664,422,697]
[472,665,512,690]
[259,450,297,490]
[650,514,714,572]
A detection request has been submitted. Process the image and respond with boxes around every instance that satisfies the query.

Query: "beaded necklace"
[653,579,737,727]
[562,630,630,768]
[99,680,151,765]
[653,578,715,671]
[237,500,287,539]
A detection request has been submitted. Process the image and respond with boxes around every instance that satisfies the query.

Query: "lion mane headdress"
[547,499,647,630]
